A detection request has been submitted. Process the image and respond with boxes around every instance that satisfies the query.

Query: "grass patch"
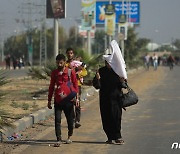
[21,103,30,110]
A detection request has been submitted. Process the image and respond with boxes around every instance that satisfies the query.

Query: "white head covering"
[103,40,127,79]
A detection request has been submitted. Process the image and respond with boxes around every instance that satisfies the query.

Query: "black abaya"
[93,66,124,140]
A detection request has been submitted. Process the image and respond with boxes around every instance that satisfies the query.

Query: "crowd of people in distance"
[4,54,25,70]
[143,53,179,71]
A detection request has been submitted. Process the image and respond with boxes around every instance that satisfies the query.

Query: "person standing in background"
[167,54,176,70]
[152,53,158,70]
[5,54,11,69]
[144,53,150,70]
[71,56,87,128]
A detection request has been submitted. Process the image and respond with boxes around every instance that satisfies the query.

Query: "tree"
[65,26,83,50]
[136,38,151,52]
[46,28,54,59]
[4,33,27,59]
[92,30,106,54]
[59,26,68,51]
[124,27,138,61]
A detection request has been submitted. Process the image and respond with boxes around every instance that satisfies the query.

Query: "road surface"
[6,66,180,154]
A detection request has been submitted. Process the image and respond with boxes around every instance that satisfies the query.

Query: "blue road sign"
[96,1,140,24]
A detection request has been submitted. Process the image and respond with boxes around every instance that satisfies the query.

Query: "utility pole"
[36,0,47,66]
[18,1,34,66]
[121,0,125,58]
[0,39,4,63]
[46,0,67,58]
[0,19,4,62]
[87,30,91,55]
[54,19,59,58]
[40,21,47,66]
[18,0,46,66]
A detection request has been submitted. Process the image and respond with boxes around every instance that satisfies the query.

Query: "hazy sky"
[0,0,180,44]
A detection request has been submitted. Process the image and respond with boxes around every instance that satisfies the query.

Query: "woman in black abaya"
[93,61,126,144]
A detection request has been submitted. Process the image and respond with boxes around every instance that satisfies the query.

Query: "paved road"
[9,67,180,154]
[0,68,29,79]
[118,66,180,154]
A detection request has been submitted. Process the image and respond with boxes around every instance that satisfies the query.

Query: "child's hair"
[56,54,66,61]
[75,56,82,61]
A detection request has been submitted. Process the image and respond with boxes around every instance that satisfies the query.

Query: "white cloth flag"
[103,40,127,79]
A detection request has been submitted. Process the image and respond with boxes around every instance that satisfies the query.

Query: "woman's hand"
[119,77,125,82]
[96,70,100,80]
[119,77,128,88]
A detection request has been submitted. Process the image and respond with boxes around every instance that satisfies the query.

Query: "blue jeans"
[153,61,158,70]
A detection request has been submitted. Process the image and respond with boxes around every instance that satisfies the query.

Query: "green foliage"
[28,67,48,80]
[28,60,56,80]
[0,71,8,102]
[65,26,83,49]
[43,60,56,77]
[4,33,27,59]
[126,58,144,69]
[46,29,54,59]
[0,71,8,87]
[136,38,151,51]
[0,71,14,129]
[3,25,68,65]
[32,101,38,110]
[0,110,14,129]
[75,48,91,63]
[92,30,106,54]
[21,103,30,110]
[10,100,19,108]
[124,27,138,61]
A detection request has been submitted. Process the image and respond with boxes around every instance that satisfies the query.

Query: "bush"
[21,103,30,110]
[10,100,19,108]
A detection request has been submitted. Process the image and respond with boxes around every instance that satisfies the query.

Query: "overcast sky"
[0,0,180,44]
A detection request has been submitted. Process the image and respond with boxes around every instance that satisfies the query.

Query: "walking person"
[47,54,78,147]
[70,56,87,128]
[144,53,150,70]
[66,48,87,128]
[5,54,11,69]
[167,54,176,70]
[92,40,128,145]
[93,60,126,144]
[152,53,158,70]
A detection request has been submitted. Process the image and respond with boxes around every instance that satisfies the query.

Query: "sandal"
[54,141,61,147]
[66,139,72,144]
[115,139,125,145]
[105,140,113,144]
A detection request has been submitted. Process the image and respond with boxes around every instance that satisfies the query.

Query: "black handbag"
[122,86,138,108]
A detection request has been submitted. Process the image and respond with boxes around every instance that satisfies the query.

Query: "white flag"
[103,40,127,79]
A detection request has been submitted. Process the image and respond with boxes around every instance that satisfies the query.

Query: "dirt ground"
[0,78,49,120]
[0,66,167,153]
